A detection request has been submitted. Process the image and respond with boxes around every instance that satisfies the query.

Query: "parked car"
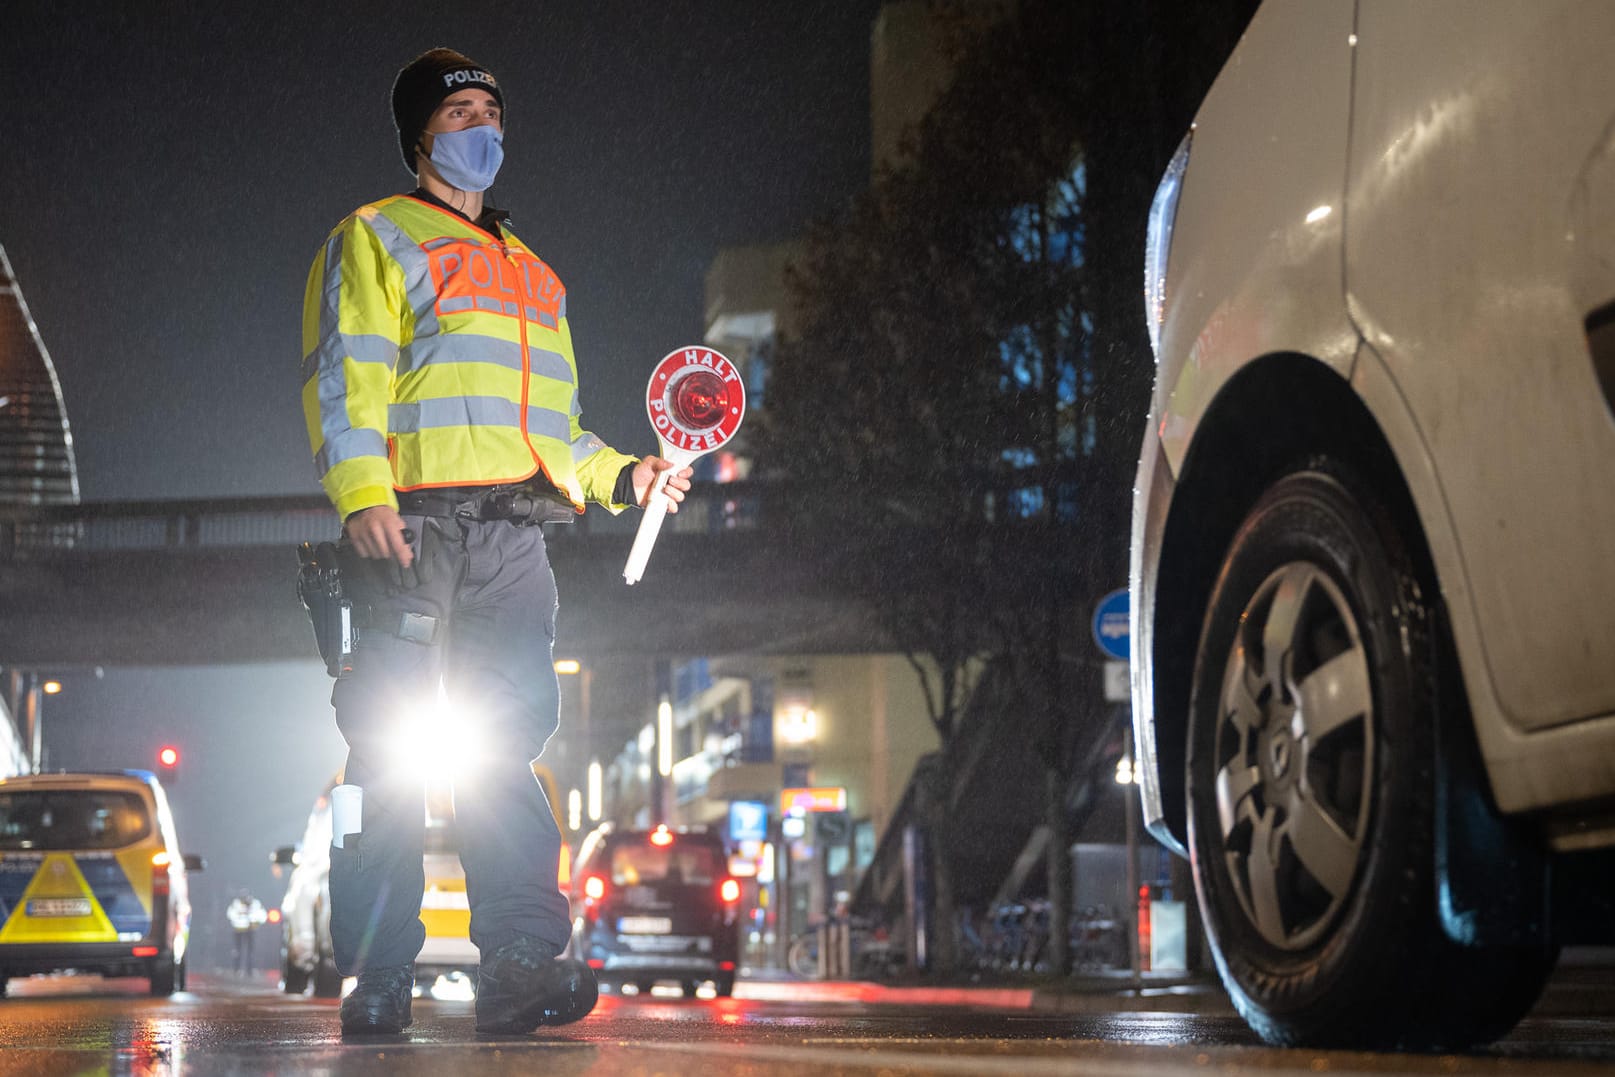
[271,779,342,998]
[0,770,203,996]
[569,824,741,997]
[1132,0,1615,1050]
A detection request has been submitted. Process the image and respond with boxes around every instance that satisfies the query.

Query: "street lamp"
[587,760,602,822]
[657,700,673,778]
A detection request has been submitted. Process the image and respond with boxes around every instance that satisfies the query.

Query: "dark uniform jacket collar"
[409,186,512,237]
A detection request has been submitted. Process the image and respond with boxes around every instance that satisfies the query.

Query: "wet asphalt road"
[0,972,1612,1076]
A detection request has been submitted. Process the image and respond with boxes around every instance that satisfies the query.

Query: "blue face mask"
[426,125,504,192]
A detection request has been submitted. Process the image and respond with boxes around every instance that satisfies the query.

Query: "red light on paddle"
[719,878,741,904]
[672,371,728,429]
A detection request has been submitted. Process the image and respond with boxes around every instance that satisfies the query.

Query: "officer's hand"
[632,456,693,513]
[345,505,415,568]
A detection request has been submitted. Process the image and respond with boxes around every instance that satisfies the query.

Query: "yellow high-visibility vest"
[301,194,636,520]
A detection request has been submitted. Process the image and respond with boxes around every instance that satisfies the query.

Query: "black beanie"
[391,48,505,174]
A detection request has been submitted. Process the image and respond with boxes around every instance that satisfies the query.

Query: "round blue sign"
[1092,588,1130,661]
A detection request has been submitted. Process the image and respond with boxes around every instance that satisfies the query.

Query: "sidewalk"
[737,948,1614,1018]
[736,965,1235,1015]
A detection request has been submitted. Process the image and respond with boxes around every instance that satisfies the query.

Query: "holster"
[296,541,357,677]
[296,528,447,678]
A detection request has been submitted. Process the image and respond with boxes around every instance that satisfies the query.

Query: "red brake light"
[583,874,606,902]
[719,877,741,904]
[132,946,159,957]
[649,826,674,847]
[158,746,179,768]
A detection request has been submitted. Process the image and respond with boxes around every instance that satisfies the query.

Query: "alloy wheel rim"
[1213,561,1375,952]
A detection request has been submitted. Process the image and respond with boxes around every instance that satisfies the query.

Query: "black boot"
[339,964,414,1035]
[475,938,598,1033]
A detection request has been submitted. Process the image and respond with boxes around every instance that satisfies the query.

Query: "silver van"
[1132,0,1615,1050]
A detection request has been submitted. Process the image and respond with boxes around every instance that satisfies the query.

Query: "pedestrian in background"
[226,890,267,978]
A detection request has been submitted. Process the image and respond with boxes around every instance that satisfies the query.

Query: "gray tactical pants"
[328,513,570,975]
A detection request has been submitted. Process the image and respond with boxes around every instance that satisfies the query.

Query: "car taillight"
[583,874,606,903]
[719,877,740,904]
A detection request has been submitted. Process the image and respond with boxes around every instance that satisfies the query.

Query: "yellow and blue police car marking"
[0,852,152,944]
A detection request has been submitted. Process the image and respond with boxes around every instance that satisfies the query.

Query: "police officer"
[301,47,692,1036]
[226,889,267,978]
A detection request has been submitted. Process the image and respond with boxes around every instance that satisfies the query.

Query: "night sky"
[2,1,882,969]
[2,0,880,500]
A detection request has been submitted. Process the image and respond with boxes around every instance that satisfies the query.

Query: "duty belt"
[396,485,577,526]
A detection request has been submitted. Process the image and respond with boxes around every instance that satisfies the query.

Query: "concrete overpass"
[0,487,920,668]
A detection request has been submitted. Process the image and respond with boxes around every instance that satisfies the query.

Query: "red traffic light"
[158,746,180,768]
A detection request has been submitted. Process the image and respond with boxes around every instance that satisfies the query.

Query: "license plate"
[27,898,92,918]
[617,915,673,934]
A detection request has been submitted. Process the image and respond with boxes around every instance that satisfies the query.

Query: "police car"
[569,824,741,998]
[0,771,201,996]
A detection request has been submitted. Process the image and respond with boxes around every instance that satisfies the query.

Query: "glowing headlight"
[1143,131,1192,359]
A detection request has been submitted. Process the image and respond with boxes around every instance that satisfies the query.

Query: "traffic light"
[157,745,181,783]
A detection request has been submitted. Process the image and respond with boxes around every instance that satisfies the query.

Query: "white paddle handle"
[622,469,675,585]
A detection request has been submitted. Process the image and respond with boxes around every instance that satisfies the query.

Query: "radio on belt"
[623,346,746,585]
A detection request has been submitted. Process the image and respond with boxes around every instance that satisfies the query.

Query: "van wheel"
[149,957,176,997]
[313,955,344,999]
[1187,468,1454,1049]
[282,958,310,995]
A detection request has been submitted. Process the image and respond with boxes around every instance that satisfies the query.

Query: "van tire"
[313,956,344,998]
[149,957,176,997]
[283,959,310,995]
[1187,467,1444,1048]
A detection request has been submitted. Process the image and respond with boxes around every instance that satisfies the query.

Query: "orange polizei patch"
[423,238,563,324]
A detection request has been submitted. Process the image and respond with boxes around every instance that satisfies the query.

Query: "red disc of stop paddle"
[645,346,746,454]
